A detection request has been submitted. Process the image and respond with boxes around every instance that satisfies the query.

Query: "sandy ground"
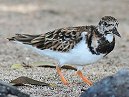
[0,0,129,97]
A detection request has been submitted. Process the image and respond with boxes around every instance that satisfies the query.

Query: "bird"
[8,16,121,86]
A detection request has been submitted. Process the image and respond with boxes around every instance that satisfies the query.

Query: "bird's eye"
[108,24,112,26]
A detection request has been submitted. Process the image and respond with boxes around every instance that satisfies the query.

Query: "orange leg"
[56,66,68,85]
[77,70,93,86]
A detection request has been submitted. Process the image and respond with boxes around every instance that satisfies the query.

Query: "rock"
[0,81,30,97]
[80,69,129,97]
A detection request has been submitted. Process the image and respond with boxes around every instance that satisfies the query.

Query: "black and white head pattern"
[98,16,119,35]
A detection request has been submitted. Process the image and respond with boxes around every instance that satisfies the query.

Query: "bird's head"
[98,16,121,37]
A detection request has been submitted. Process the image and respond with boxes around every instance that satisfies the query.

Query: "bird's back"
[8,26,94,52]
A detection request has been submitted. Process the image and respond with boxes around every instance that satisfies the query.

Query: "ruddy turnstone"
[8,16,121,86]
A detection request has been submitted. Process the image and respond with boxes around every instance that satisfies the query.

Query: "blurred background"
[0,0,129,96]
[0,0,129,36]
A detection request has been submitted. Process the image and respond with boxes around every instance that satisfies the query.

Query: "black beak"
[113,27,121,37]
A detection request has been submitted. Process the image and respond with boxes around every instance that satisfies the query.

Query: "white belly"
[34,38,105,66]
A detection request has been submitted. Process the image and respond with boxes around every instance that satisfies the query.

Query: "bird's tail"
[7,34,40,45]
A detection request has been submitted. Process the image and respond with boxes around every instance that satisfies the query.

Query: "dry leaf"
[31,61,54,67]
[31,61,77,71]
[10,76,50,86]
[11,64,24,69]
[62,65,77,71]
